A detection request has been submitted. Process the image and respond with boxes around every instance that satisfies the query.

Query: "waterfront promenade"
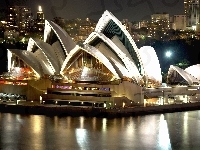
[1,102,200,117]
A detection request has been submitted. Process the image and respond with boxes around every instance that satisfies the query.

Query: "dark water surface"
[1,111,200,150]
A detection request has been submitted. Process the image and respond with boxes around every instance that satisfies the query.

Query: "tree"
[139,27,148,35]
[175,59,190,69]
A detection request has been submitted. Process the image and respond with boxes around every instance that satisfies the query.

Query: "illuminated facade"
[35,5,45,31]
[139,20,149,28]
[5,11,163,107]
[65,18,96,42]
[37,6,44,20]
[7,6,32,31]
[184,0,200,27]
[149,13,170,39]
[121,19,132,33]
[171,15,186,30]
[60,45,120,82]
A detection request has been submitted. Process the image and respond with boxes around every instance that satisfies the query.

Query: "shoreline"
[1,103,200,117]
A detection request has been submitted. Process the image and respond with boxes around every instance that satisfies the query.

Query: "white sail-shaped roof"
[138,46,162,84]
[82,44,122,79]
[9,49,56,76]
[44,20,76,55]
[185,64,200,81]
[7,49,42,78]
[6,11,163,87]
[27,38,60,74]
[61,45,122,80]
[84,32,141,83]
[93,42,132,78]
[94,10,145,75]
[167,65,200,85]
[51,41,65,68]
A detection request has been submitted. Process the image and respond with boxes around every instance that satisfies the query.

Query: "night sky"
[0,0,184,21]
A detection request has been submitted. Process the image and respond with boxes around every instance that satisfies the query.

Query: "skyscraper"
[171,15,186,30]
[35,5,45,31]
[149,13,170,39]
[184,0,200,28]
[37,6,44,21]
[7,6,32,31]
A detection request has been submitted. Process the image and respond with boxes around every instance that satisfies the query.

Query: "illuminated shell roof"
[167,65,200,85]
[94,10,143,74]
[138,46,162,84]
[61,45,121,80]
[7,10,162,86]
[7,49,42,77]
[43,20,76,55]
[85,11,161,85]
[27,38,60,74]
[185,64,200,80]
[84,32,141,83]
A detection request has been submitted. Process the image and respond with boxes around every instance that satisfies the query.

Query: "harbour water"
[1,111,200,150]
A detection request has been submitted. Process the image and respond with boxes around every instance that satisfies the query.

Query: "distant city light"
[38,5,42,12]
[192,25,196,31]
[165,51,172,58]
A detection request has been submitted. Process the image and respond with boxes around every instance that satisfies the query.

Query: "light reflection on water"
[1,111,200,149]
[158,114,171,150]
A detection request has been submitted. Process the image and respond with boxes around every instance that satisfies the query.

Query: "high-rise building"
[7,6,32,32]
[138,20,149,28]
[121,19,132,33]
[149,13,170,39]
[171,15,186,30]
[65,18,96,42]
[35,5,45,31]
[37,6,44,21]
[184,0,200,27]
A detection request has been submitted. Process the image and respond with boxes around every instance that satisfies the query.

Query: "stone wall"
[0,84,27,95]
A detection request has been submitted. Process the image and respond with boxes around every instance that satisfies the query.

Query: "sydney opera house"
[1,11,200,107]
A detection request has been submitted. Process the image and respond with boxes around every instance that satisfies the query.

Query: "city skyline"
[0,0,184,21]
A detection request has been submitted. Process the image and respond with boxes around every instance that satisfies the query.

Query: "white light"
[38,6,42,12]
[104,103,106,108]
[17,100,20,104]
[165,51,172,58]
[188,89,197,91]
[192,25,196,30]
[123,102,125,107]
[81,66,89,77]
[7,50,12,71]
[15,67,21,72]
